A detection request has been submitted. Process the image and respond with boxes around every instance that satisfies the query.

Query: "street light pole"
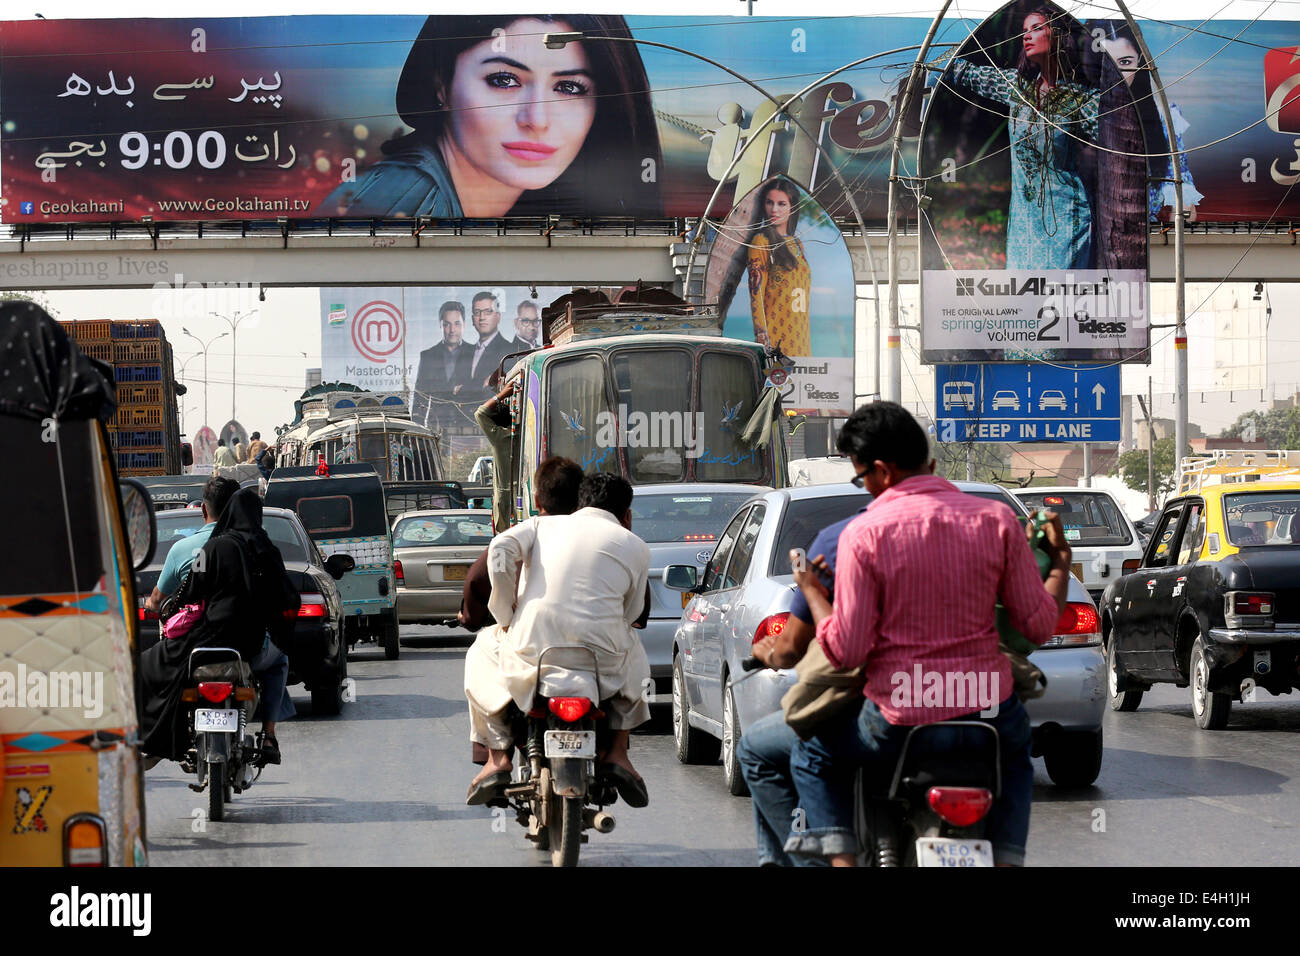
[211,309,257,424]
[182,328,229,432]
[177,353,201,433]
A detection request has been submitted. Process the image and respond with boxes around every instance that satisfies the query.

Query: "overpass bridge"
[1,219,1297,292]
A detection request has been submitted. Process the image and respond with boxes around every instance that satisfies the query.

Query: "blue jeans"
[736,712,828,867]
[788,695,1033,866]
[252,639,296,724]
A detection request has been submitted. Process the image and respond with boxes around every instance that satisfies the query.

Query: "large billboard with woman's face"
[702,176,855,416]
[919,2,1151,363]
[4,13,1300,226]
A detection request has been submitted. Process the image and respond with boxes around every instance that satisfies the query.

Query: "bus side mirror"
[181,442,194,467]
[119,479,157,571]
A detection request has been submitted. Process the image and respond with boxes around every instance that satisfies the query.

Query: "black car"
[138,507,352,714]
[1101,485,1300,730]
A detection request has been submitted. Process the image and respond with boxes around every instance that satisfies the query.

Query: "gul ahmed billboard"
[918,2,1151,363]
[5,15,1300,225]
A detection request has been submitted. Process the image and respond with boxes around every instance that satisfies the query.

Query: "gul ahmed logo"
[49,887,151,936]
[0,665,103,720]
[953,275,1112,298]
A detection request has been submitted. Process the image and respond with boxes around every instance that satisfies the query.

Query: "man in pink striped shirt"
[785,402,1072,866]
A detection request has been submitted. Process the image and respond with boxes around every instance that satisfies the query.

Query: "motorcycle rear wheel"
[551,795,583,867]
[208,762,225,822]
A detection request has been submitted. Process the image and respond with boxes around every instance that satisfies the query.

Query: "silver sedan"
[664,481,1105,796]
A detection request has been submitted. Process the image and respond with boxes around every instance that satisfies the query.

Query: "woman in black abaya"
[139,488,299,761]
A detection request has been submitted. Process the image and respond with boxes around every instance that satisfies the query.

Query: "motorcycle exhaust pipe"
[583,809,616,833]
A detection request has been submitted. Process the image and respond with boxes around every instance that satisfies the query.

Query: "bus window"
[547,355,614,473]
[696,352,764,483]
[611,349,692,483]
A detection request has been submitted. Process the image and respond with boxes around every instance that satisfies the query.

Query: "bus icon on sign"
[942,381,975,411]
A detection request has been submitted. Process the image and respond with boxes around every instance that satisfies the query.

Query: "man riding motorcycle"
[463,473,652,808]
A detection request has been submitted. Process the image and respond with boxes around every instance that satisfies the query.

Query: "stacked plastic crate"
[58,319,181,475]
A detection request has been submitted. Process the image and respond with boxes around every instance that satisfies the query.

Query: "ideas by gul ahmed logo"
[350,300,405,363]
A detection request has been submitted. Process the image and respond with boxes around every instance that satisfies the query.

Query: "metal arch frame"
[554,34,927,406]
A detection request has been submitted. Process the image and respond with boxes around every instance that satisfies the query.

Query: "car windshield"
[630,492,756,543]
[1015,491,1132,545]
[150,512,209,570]
[393,514,494,548]
[771,495,870,575]
[1223,492,1300,547]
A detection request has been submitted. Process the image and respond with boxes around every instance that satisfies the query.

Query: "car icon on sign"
[1038,389,1068,410]
[991,390,1021,411]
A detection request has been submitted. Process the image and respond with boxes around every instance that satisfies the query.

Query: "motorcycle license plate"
[915,838,994,867]
[543,730,596,759]
[194,709,239,733]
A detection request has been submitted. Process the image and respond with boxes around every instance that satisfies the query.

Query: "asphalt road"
[145,626,1300,866]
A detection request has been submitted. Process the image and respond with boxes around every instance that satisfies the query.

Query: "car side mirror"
[662,565,697,591]
[324,554,356,580]
[118,479,157,571]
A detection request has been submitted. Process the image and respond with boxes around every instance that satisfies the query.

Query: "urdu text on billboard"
[918,2,1155,363]
[4,14,1300,225]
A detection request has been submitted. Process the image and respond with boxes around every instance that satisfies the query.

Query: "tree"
[934,441,1010,483]
[0,291,55,316]
[1222,407,1300,449]
[1115,436,1177,499]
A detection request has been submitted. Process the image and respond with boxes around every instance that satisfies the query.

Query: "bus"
[494,289,790,524]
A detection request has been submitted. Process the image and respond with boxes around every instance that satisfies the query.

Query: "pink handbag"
[162,601,205,640]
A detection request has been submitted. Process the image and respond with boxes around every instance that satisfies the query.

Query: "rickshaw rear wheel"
[381,610,400,660]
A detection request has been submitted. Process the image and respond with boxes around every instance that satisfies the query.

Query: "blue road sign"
[935,363,1121,443]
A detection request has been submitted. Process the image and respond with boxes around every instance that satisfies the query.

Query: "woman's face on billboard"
[440,19,598,207]
[1022,13,1052,60]
[765,188,793,233]
[1102,37,1140,87]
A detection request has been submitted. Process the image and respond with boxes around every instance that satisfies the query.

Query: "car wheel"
[1043,729,1103,788]
[1191,637,1231,730]
[1107,639,1143,712]
[721,683,750,797]
[672,655,719,765]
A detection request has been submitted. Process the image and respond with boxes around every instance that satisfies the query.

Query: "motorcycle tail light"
[548,697,593,722]
[1233,592,1274,616]
[752,612,790,646]
[63,815,107,867]
[1121,559,1140,574]
[1043,602,1101,647]
[394,559,404,584]
[234,687,256,701]
[197,682,233,704]
[927,786,994,827]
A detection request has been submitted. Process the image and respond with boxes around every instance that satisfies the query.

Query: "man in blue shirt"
[735,499,869,866]
[144,476,295,765]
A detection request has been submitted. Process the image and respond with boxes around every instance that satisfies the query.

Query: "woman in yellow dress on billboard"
[734,177,812,357]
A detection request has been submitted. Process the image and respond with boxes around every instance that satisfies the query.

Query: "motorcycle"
[498,645,622,867]
[180,646,265,822]
[854,720,1001,867]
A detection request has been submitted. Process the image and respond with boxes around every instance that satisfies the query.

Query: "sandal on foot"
[466,770,512,806]
[598,763,649,808]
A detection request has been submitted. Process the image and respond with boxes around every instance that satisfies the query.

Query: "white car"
[992,390,1021,411]
[1012,487,1145,603]
[1038,389,1068,410]
[466,455,494,483]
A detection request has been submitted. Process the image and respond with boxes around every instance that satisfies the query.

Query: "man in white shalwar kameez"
[464,473,652,806]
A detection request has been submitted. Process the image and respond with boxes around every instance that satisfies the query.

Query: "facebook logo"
[19,201,34,215]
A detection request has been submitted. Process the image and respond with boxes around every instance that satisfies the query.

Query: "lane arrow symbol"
[1092,381,1106,411]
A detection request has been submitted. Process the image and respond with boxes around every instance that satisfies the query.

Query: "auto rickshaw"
[0,302,156,867]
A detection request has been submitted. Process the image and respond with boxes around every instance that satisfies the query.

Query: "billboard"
[703,176,855,416]
[319,285,569,429]
[919,3,1150,363]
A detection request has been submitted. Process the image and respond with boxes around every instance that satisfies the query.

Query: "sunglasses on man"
[850,464,875,488]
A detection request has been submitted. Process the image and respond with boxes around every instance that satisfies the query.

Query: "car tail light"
[138,607,159,621]
[548,697,593,722]
[752,612,790,646]
[297,594,327,618]
[394,559,404,585]
[1121,559,1140,574]
[1043,602,1101,647]
[63,815,107,867]
[1232,592,1274,616]
[927,787,994,827]
[197,682,232,704]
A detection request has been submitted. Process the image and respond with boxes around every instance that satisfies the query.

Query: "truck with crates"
[57,318,185,477]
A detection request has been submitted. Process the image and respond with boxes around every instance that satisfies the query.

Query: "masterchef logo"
[350,301,405,363]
